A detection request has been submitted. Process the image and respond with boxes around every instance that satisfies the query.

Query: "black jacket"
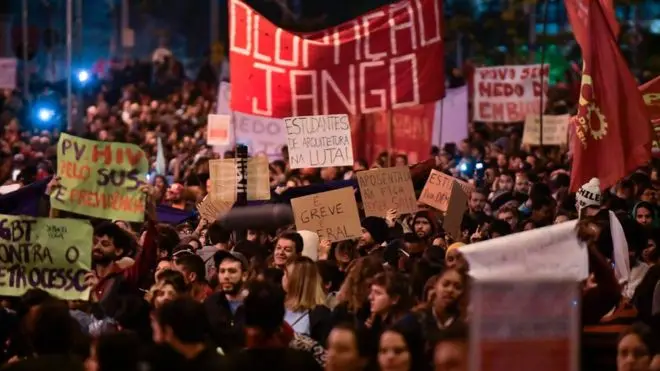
[1,354,84,371]
[306,305,333,346]
[221,348,321,371]
[203,291,246,353]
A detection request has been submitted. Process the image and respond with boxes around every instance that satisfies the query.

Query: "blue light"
[476,162,484,170]
[77,70,90,83]
[651,20,660,35]
[460,163,468,172]
[37,108,55,122]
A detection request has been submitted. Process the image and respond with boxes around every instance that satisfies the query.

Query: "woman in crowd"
[378,323,425,371]
[283,257,333,344]
[415,268,469,344]
[617,323,657,371]
[334,257,386,325]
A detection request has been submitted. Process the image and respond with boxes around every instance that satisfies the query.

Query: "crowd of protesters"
[0,51,659,371]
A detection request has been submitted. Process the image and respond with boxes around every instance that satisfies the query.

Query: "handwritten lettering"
[1,264,87,291]
[229,0,443,116]
[46,225,67,240]
[285,114,354,169]
[357,167,417,216]
[291,187,361,243]
[473,64,548,123]
[0,216,92,298]
[55,134,149,222]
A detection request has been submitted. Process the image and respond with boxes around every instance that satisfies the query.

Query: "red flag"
[568,0,652,192]
[564,0,619,50]
[228,0,445,118]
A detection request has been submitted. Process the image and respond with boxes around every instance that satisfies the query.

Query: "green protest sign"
[52,133,149,222]
[0,215,93,300]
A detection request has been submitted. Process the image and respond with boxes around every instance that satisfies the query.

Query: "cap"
[576,178,601,209]
[213,250,248,271]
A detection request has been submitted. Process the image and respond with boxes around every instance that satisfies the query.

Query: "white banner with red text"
[473,64,548,123]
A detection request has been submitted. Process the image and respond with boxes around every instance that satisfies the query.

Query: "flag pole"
[66,0,73,132]
[538,0,550,149]
[21,0,28,99]
[387,110,393,167]
[438,99,445,148]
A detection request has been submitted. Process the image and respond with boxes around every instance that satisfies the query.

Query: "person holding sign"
[358,217,390,258]
[50,179,160,318]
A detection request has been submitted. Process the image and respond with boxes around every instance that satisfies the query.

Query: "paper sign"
[209,159,238,202]
[0,215,93,300]
[460,220,589,280]
[418,170,469,238]
[207,114,231,146]
[285,114,354,169]
[470,280,579,371]
[0,58,17,90]
[473,64,549,123]
[52,133,149,222]
[357,167,418,217]
[522,114,570,146]
[291,187,361,242]
[209,158,271,202]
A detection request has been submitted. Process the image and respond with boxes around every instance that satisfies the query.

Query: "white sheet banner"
[433,85,469,147]
[217,82,286,159]
[460,221,588,281]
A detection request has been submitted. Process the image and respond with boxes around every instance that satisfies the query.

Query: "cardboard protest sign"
[52,134,149,222]
[0,215,93,300]
[247,156,271,200]
[473,64,548,123]
[357,167,417,217]
[197,197,234,223]
[285,114,354,169]
[522,115,570,146]
[470,279,579,371]
[291,187,361,242]
[209,159,238,202]
[460,221,589,280]
[207,114,231,146]
[0,58,17,90]
[209,158,271,202]
[418,170,470,239]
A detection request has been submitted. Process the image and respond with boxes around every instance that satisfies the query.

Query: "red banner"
[354,104,435,164]
[229,0,445,118]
